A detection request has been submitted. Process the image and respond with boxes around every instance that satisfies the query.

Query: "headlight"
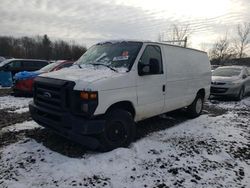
[228,81,241,86]
[74,91,98,116]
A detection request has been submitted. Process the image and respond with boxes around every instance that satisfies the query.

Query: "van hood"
[212,76,239,83]
[40,65,126,89]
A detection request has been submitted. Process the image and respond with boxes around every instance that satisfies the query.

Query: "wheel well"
[106,101,135,118]
[197,88,205,98]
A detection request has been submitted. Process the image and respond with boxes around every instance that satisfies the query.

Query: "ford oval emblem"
[43,92,52,98]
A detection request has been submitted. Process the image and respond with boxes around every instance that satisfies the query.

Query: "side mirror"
[138,58,160,76]
[242,75,247,79]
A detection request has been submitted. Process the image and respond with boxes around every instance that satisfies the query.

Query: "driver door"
[136,45,166,120]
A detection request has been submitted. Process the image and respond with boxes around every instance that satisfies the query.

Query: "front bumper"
[210,84,241,97]
[29,101,105,149]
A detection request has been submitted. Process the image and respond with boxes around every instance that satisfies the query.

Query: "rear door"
[136,44,166,120]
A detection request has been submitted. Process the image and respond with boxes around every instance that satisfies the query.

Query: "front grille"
[211,87,228,94]
[211,82,226,85]
[34,77,75,112]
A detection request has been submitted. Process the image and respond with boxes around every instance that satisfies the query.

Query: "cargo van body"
[29,41,211,150]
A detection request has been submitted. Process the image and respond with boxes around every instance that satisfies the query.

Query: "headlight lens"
[227,81,240,86]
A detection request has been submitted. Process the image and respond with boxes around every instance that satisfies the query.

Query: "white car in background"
[211,66,250,100]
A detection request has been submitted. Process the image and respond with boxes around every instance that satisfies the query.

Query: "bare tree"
[159,24,191,47]
[235,22,250,58]
[209,34,236,65]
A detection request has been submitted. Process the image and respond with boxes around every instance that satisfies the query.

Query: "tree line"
[159,22,250,65]
[0,34,87,61]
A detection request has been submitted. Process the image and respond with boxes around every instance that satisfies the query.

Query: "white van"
[29,41,211,150]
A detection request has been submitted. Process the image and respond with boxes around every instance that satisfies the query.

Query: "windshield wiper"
[91,63,118,72]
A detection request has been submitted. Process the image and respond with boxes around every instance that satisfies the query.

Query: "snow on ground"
[8,107,29,114]
[0,96,31,110]
[209,98,250,110]
[1,121,40,133]
[0,97,249,188]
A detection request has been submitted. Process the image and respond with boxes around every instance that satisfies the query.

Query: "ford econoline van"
[29,40,211,151]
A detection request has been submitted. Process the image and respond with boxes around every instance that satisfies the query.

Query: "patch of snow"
[1,121,40,133]
[209,96,250,110]
[8,107,29,114]
[0,96,32,110]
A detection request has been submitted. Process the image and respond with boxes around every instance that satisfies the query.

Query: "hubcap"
[107,121,128,143]
[196,98,203,114]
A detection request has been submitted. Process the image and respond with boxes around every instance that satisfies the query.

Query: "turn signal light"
[90,93,97,99]
[80,91,97,100]
[80,91,89,100]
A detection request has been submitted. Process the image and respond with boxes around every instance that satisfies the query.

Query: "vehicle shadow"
[135,110,189,141]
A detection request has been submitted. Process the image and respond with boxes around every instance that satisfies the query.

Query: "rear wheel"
[187,94,204,118]
[98,109,135,151]
[236,87,245,101]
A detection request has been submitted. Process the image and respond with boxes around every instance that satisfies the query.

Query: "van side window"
[139,45,163,75]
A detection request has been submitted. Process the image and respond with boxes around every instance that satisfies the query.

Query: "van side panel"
[162,45,211,113]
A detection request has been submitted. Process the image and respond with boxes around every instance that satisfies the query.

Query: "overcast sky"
[0,0,249,50]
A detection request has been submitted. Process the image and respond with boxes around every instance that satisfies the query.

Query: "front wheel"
[98,109,135,151]
[187,94,204,118]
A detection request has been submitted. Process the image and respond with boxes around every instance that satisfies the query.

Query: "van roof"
[97,40,207,54]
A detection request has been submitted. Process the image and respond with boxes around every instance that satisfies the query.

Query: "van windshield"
[75,41,142,72]
[212,67,242,77]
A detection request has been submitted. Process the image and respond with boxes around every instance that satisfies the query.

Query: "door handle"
[162,84,165,92]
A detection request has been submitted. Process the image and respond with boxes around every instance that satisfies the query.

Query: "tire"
[187,94,204,118]
[98,109,136,151]
[236,86,245,101]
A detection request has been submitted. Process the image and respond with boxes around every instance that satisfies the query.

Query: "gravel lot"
[0,91,249,188]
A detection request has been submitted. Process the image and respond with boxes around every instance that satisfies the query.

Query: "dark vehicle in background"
[211,66,250,100]
[0,59,49,76]
[13,60,73,96]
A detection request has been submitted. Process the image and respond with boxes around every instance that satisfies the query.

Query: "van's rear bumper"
[29,101,105,149]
